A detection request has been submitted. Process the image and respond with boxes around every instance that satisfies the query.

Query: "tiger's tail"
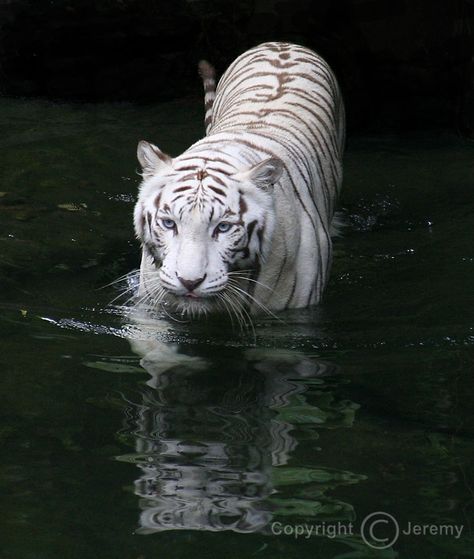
[198,60,216,135]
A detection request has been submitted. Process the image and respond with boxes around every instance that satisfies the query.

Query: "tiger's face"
[134,141,282,315]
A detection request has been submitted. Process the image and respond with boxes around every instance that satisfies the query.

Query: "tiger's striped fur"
[134,42,344,317]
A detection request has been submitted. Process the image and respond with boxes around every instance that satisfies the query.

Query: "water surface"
[1,98,473,558]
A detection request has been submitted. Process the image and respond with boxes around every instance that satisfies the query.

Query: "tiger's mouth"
[184,292,200,299]
[162,290,219,316]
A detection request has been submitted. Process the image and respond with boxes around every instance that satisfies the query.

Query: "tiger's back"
[214,45,343,189]
[134,42,345,315]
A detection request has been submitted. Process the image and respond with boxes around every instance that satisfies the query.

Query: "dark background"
[0,0,473,134]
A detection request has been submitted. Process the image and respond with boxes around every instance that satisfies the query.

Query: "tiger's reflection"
[117,342,361,534]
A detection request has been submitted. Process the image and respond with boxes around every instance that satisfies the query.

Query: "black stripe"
[208,185,225,196]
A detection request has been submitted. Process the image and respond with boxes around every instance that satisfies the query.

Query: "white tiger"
[133,42,344,319]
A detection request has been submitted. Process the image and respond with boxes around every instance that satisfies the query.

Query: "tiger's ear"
[137,140,172,177]
[234,157,283,192]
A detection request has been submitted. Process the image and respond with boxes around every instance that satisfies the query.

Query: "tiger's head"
[133,140,283,316]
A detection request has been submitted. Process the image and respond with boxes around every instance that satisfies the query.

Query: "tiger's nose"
[177,274,207,292]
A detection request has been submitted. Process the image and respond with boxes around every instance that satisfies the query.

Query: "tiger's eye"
[216,222,232,233]
[162,218,176,230]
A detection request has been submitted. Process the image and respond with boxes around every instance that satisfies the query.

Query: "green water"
[1,98,473,559]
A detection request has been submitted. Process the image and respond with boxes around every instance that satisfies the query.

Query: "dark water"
[1,98,473,558]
